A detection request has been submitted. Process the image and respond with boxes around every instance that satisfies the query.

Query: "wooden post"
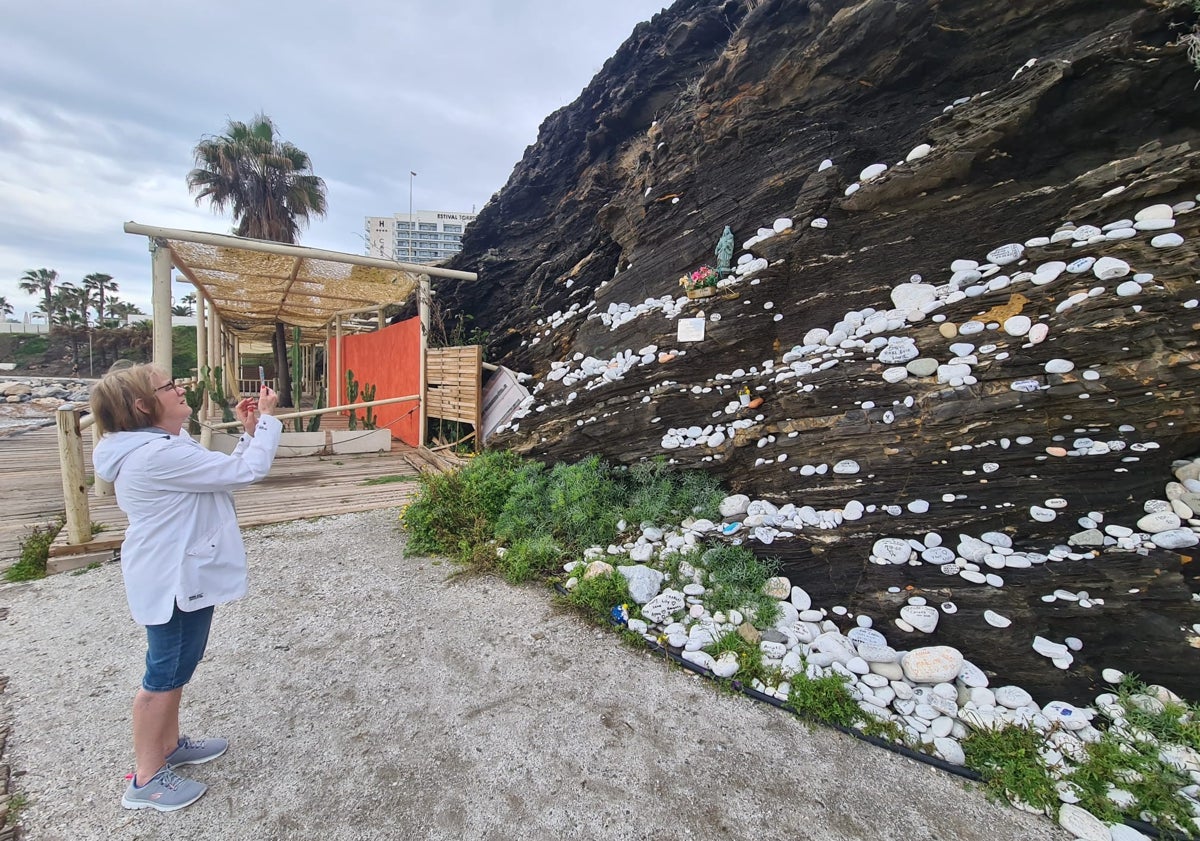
[418,274,429,447]
[335,315,343,410]
[90,421,113,497]
[150,238,173,372]
[197,296,211,447]
[56,406,91,545]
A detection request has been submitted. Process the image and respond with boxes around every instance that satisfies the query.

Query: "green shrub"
[618,459,723,526]
[1113,674,1200,752]
[498,535,562,584]
[566,569,631,622]
[496,455,620,553]
[961,725,1058,812]
[700,544,780,626]
[4,519,63,582]
[401,450,525,565]
[785,671,862,728]
[703,631,781,686]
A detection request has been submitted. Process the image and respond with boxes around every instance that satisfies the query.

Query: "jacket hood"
[92,429,173,483]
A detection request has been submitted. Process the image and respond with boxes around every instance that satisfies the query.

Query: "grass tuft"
[961,725,1058,812]
[4,519,64,582]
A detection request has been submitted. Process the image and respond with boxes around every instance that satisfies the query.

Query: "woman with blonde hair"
[91,364,281,811]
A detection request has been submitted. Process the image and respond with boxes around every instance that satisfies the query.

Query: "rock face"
[438,1,1200,701]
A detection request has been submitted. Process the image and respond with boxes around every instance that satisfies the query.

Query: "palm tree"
[50,283,89,327]
[187,113,328,406]
[106,300,143,327]
[171,304,192,317]
[0,296,13,320]
[83,273,118,326]
[18,268,58,325]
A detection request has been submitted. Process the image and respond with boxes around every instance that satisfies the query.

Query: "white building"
[364,210,477,264]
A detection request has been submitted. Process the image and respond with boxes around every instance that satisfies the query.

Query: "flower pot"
[686,286,716,299]
[331,428,392,454]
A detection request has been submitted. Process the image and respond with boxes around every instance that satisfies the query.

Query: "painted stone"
[985,243,1024,265]
[901,646,964,683]
[900,604,940,633]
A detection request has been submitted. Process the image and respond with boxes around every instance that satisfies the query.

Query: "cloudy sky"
[0,0,669,319]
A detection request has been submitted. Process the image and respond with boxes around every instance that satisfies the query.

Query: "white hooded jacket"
[93,415,282,625]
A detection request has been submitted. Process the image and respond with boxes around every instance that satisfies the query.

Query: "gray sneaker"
[121,767,207,812]
[165,735,228,768]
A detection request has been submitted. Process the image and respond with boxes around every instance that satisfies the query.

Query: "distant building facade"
[364,210,477,264]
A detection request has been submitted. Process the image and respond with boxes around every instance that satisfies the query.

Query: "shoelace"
[155,768,187,792]
[177,737,206,751]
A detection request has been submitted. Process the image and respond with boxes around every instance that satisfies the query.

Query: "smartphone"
[258,366,266,390]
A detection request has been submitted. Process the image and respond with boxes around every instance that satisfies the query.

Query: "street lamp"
[409,170,417,262]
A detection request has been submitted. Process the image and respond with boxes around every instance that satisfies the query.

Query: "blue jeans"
[142,604,214,692]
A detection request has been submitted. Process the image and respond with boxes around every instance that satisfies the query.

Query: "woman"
[91,364,281,811]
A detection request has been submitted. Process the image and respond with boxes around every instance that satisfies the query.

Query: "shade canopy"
[124,222,477,343]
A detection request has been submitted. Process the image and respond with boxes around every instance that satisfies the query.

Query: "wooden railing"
[55,393,420,550]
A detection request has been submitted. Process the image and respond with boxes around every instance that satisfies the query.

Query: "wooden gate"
[426,346,483,452]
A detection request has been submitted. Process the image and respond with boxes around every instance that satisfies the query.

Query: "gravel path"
[0,508,1068,840]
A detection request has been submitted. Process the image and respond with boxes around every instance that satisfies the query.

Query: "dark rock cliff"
[439,0,1200,704]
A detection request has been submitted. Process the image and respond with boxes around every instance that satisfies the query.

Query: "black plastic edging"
[556,584,1194,840]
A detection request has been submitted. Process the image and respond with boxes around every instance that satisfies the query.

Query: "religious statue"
[714,226,735,277]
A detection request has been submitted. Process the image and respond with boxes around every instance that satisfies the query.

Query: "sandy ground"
[0,508,1069,841]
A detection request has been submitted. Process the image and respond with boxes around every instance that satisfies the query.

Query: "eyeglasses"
[153,379,178,393]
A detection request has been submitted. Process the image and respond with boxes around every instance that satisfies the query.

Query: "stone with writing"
[872,537,912,565]
[847,626,887,649]
[641,588,685,624]
[900,604,939,633]
[901,646,964,684]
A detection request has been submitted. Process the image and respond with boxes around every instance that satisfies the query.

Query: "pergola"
[123,221,478,446]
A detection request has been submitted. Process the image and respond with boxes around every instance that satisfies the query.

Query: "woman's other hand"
[257,386,279,416]
[235,397,259,435]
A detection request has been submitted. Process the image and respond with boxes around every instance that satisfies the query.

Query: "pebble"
[1151,232,1184,247]
[984,610,1012,628]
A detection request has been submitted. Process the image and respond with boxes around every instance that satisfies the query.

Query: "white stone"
[994,685,1032,709]
[810,217,828,229]
[1057,803,1110,841]
[1151,528,1199,550]
[906,143,932,162]
[901,646,964,683]
[1045,358,1075,374]
[890,283,937,311]
[900,605,940,633]
[873,538,912,565]
[1134,203,1174,221]
[986,243,1024,265]
[983,610,1011,628]
[618,565,666,605]
[790,586,812,611]
[833,459,860,475]
[859,163,888,182]
[1002,315,1031,336]
[1137,510,1180,533]
[1092,256,1130,280]
[1151,232,1184,248]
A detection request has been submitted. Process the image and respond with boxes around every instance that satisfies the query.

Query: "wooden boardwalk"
[0,416,455,572]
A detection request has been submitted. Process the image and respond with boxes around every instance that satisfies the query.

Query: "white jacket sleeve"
[144,415,283,493]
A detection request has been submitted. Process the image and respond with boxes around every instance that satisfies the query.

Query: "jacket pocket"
[179,524,247,608]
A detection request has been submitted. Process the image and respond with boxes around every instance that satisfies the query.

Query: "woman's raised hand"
[257,386,279,415]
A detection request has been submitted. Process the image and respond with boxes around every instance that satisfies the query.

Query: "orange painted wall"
[326,316,421,446]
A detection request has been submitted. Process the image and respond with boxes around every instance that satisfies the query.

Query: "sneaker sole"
[121,786,206,812]
[167,744,228,768]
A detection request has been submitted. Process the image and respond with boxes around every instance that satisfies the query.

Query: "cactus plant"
[291,326,304,432]
[306,387,325,432]
[362,383,377,430]
[345,369,360,430]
